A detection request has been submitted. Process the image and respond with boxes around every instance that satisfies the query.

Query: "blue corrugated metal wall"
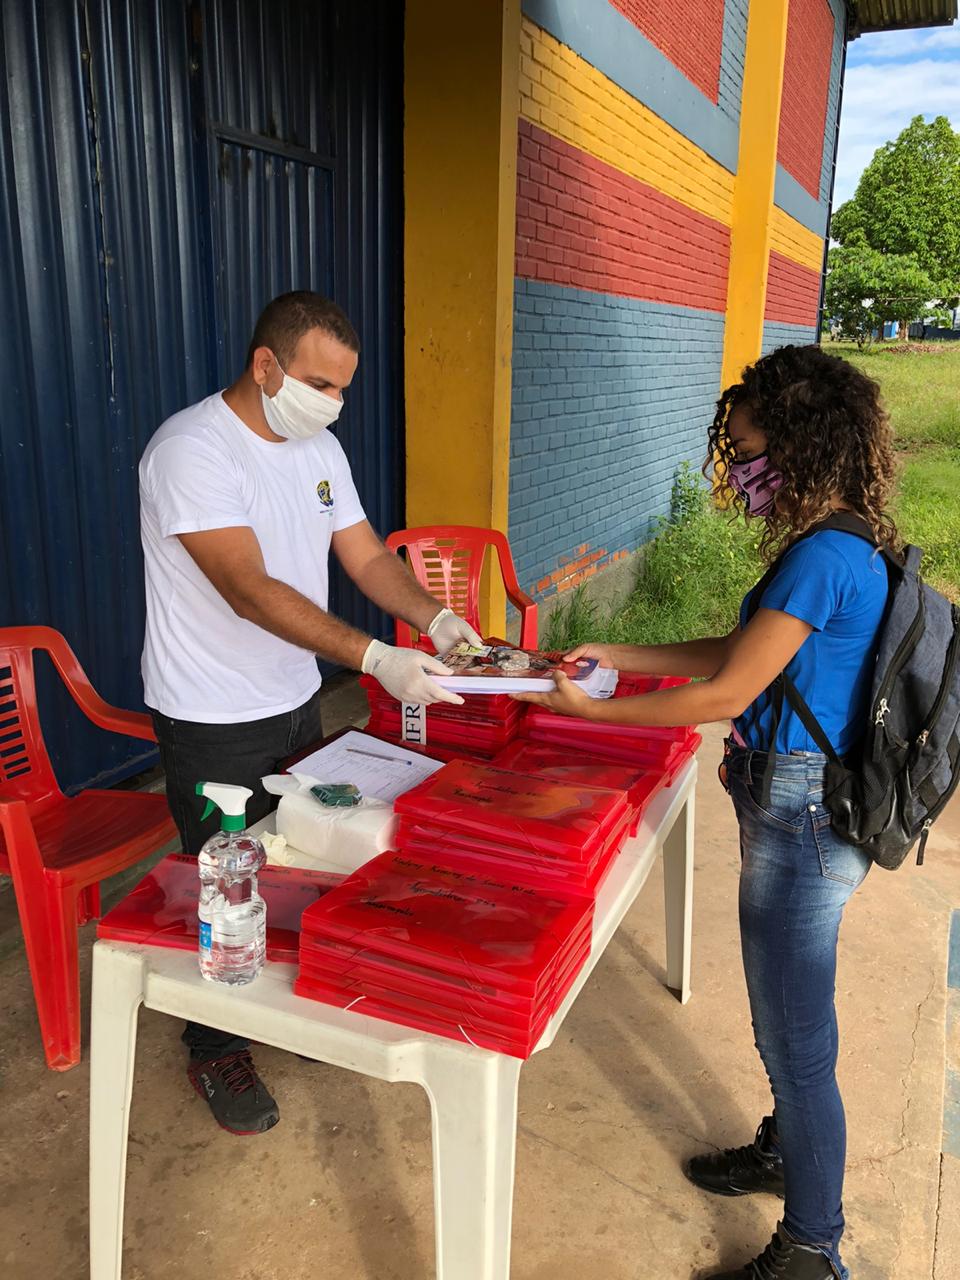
[0,0,403,792]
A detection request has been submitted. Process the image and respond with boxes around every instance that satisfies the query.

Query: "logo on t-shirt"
[316,479,334,508]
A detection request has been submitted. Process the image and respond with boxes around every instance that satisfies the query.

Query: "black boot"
[695,1222,840,1279]
[686,1115,784,1198]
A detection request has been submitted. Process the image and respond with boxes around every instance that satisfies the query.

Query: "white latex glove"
[361,640,464,706]
[426,607,483,656]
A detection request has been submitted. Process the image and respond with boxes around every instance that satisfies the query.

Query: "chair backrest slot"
[0,632,61,805]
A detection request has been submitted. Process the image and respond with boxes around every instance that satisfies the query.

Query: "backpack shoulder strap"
[747,515,874,798]
[745,513,897,626]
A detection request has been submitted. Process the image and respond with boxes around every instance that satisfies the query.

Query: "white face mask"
[261,360,343,440]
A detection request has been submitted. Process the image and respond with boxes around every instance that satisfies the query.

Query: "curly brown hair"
[705,344,900,561]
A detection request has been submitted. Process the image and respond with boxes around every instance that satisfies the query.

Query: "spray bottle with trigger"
[195,782,267,985]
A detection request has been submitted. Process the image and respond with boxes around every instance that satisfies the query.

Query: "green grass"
[828,339,960,449]
[837,338,960,599]
[544,342,960,651]
[893,450,960,598]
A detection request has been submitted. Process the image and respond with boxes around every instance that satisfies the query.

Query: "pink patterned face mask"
[727,453,783,517]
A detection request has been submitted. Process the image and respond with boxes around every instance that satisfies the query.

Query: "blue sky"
[833,22,960,209]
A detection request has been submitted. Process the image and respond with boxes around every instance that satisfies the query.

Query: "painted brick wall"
[519,18,735,226]
[777,0,835,199]
[516,118,730,310]
[510,281,725,597]
[606,0,724,103]
[762,320,818,356]
[718,0,749,124]
[764,250,822,329]
[819,0,846,205]
[510,14,733,601]
[509,7,835,604]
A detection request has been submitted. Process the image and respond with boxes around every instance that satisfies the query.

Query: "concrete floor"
[1,701,958,1280]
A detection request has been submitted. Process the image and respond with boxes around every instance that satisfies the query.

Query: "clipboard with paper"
[288,729,444,804]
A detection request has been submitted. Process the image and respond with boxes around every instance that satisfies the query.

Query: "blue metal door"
[0,0,403,791]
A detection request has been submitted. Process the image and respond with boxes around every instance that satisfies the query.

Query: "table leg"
[89,945,145,1280]
[662,789,695,1004]
[421,1049,522,1280]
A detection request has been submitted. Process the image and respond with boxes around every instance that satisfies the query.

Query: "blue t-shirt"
[734,530,889,755]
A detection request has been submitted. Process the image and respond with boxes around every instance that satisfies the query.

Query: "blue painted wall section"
[819,0,847,207]
[718,0,750,126]
[762,320,819,356]
[509,280,725,597]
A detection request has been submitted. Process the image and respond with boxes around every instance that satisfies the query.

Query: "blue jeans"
[725,744,872,1280]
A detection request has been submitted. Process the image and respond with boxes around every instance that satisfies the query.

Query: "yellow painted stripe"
[770,205,824,272]
[520,17,734,227]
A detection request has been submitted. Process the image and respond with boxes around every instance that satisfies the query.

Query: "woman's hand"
[512,671,595,717]
[564,643,616,668]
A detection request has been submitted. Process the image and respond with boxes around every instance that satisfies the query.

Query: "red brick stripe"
[607,0,723,103]
[515,119,730,312]
[777,0,834,199]
[764,250,822,327]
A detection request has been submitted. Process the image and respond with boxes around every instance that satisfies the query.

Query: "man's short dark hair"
[245,291,360,367]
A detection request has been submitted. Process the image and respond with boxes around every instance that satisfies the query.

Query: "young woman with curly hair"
[517,344,899,1280]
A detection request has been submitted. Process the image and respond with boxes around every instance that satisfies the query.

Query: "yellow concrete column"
[404,0,520,635]
[720,0,790,391]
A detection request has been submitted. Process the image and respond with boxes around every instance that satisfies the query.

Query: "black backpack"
[744,512,960,869]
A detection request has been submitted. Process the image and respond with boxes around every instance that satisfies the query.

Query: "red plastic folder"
[298,850,593,991]
[295,849,593,1057]
[393,760,631,857]
[492,740,666,815]
[97,854,344,963]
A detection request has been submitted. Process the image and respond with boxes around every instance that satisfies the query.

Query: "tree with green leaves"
[831,115,960,302]
[825,234,946,348]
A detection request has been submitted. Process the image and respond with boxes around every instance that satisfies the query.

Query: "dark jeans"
[725,745,872,1280]
[150,688,325,1060]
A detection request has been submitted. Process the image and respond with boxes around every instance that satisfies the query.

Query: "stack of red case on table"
[294,673,701,1056]
[294,849,594,1058]
[519,673,701,786]
[392,759,634,894]
[492,740,665,837]
[360,675,525,762]
[97,854,343,962]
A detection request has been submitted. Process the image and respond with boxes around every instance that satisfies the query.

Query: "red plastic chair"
[385,526,538,649]
[0,627,178,1070]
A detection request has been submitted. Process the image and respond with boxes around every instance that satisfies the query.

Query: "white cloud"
[847,25,960,62]
[833,55,960,208]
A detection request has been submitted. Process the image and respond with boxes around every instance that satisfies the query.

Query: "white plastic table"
[89,757,696,1280]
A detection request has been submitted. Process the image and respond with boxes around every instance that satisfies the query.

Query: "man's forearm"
[352,549,443,634]
[606,637,729,678]
[234,576,371,669]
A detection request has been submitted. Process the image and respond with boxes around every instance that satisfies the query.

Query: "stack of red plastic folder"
[520,672,701,783]
[361,674,525,760]
[97,854,343,962]
[393,759,633,893]
[492,739,665,836]
[294,850,594,1057]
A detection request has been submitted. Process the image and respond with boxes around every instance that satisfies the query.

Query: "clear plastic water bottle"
[195,782,267,986]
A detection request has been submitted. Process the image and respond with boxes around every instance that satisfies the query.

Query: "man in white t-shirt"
[140,291,480,1135]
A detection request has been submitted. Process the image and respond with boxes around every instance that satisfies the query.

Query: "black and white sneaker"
[695,1221,840,1279]
[187,1050,280,1135]
[685,1115,785,1198]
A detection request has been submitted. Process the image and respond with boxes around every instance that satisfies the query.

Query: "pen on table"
[345,746,413,764]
